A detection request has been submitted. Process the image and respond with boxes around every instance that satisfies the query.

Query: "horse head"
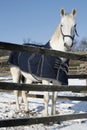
[60,8,78,51]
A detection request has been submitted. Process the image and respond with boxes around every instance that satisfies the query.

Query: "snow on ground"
[0,77,87,130]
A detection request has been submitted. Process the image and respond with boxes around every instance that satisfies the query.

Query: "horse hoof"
[25,110,29,114]
[15,110,21,114]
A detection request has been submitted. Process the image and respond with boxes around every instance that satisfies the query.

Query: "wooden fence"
[0,41,87,127]
[69,64,87,74]
[0,56,9,64]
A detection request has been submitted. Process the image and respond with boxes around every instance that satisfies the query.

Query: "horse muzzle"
[64,42,73,50]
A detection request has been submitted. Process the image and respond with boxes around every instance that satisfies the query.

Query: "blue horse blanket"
[8,42,69,85]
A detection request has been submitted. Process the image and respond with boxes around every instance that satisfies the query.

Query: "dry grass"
[0,65,10,76]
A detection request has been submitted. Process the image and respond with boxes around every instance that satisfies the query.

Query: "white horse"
[8,9,77,116]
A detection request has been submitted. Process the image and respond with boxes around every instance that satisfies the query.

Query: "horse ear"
[72,9,76,16]
[60,8,65,16]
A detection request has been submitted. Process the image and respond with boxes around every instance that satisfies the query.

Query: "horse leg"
[42,80,49,116]
[51,91,58,115]
[51,81,61,115]
[22,91,28,112]
[10,66,21,112]
[22,79,32,112]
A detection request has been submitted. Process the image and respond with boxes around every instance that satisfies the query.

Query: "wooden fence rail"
[0,41,87,61]
[68,74,87,79]
[0,82,87,92]
[0,113,87,127]
[27,94,87,101]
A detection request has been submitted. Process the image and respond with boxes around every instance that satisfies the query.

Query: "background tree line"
[72,38,87,51]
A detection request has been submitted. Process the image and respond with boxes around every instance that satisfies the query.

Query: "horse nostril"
[64,43,73,48]
[64,43,71,50]
[64,43,67,47]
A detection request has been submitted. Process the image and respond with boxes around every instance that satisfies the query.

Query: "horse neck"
[50,25,65,52]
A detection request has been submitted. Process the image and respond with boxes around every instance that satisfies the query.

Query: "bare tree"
[77,38,87,51]
[72,38,87,51]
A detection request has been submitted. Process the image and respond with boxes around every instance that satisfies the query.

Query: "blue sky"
[0,0,87,44]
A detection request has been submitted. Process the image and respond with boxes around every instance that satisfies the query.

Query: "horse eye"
[74,24,76,28]
[61,24,63,27]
